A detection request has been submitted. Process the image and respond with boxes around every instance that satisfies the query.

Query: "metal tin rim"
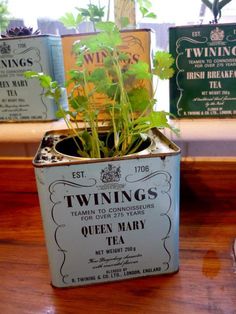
[33,128,181,168]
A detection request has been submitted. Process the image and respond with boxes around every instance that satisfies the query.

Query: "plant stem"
[110,48,132,154]
[55,100,87,156]
[83,71,101,158]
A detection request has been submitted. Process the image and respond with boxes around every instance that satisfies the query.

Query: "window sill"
[165,118,236,156]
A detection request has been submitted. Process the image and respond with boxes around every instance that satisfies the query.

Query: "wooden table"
[0,158,236,314]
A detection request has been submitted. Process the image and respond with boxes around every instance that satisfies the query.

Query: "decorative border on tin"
[49,179,97,284]
[175,36,208,115]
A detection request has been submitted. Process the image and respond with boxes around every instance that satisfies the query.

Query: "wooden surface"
[0,158,236,314]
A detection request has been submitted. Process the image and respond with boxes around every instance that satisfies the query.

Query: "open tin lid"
[33,128,181,168]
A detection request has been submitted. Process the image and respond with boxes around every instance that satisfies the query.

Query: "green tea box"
[169,23,236,118]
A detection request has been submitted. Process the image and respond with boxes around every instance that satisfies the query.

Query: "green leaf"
[126,61,151,80]
[69,95,88,111]
[137,0,152,9]
[148,111,169,128]
[55,110,64,119]
[132,110,172,134]
[153,51,175,79]
[77,4,104,22]
[97,31,122,50]
[137,0,156,19]
[68,70,85,84]
[106,84,120,100]
[95,21,118,33]
[73,22,122,57]
[74,36,102,54]
[128,87,150,111]
[50,81,58,89]
[69,95,88,110]
[24,71,52,88]
[59,12,83,29]
[145,12,157,18]
[140,6,148,16]
[117,52,129,62]
[89,67,107,82]
[0,1,9,31]
[75,13,84,26]
[88,68,112,94]
[24,71,39,79]
[39,75,52,88]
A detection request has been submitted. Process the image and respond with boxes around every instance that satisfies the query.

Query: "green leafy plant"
[114,0,157,29]
[25,21,175,159]
[136,0,157,19]
[0,0,10,35]
[59,3,105,32]
[59,0,157,33]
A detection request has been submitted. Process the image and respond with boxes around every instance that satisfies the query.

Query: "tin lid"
[168,22,236,31]
[0,34,60,40]
[61,28,152,38]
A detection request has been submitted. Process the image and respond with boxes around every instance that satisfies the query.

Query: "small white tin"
[0,35,67,121]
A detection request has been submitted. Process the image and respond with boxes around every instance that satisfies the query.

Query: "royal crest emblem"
[210,27,224,42]
[0,42,11,55]
[100,164,121,183]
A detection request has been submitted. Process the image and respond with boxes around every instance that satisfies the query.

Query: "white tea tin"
[33,128,180,287]
[0,35,67,121]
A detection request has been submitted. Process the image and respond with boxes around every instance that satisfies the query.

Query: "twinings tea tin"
[33,128,180,287]
[169,23,236,118]
[61,29,152,121]
[0,35,67,121]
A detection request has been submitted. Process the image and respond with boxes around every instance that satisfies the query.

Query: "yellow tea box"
[62,29,152,121]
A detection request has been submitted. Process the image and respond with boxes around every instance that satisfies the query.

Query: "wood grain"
[114,0,136,28]
[0,158,236,314]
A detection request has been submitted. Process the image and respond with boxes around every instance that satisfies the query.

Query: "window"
[6,0,236,28]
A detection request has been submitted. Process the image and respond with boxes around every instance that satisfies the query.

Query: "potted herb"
[25,21,181,288]
[60,1,157,121]
[169,0,236,118]
[0,26,67,121]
